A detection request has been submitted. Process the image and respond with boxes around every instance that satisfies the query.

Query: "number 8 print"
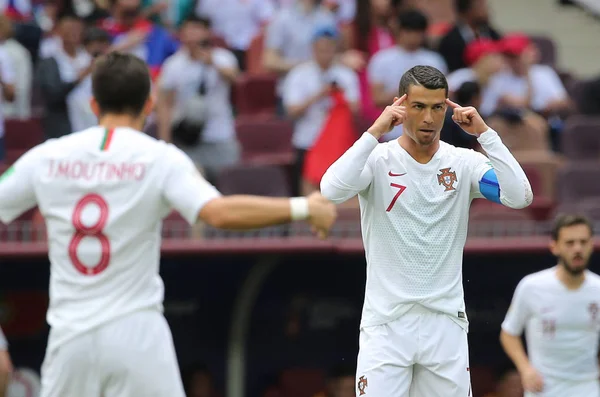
[68,194,111,275]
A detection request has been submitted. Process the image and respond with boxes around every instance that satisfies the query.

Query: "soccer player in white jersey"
[320,65,533,396]
[501,214,599,397]
[0,52,337,397]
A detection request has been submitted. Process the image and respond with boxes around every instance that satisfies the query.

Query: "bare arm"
[263,48,298,75]
[199,195,302,229]
[214,64,239,84]
[156,88,175,143]
[500,330,531,373]
[198,193,336,237]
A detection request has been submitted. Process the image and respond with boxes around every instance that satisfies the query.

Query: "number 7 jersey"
[0,127,221,351]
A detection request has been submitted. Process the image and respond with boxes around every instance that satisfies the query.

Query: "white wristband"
[290,197,310,221]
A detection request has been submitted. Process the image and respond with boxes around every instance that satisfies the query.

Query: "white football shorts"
[356,304,471,396]
[40,310,185,397]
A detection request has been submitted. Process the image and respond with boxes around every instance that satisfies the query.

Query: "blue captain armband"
[479,169,501,204]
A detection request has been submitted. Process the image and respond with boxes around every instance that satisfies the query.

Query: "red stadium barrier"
[1,236,599,259]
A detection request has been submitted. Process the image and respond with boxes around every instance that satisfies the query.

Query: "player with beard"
[501,214,599,397]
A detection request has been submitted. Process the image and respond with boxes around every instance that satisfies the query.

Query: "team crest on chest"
[437,167,458,191]
[589,302,598,321]
[357,376,368,395]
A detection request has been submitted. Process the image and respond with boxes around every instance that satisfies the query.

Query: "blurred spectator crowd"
[0,0,598,227]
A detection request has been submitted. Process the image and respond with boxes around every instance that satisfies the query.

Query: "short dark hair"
[83,27,111,45]
[455,81,481,104]
[398,65,448,97]
[551,214,594,241]
[182,15,211,29]
[456,0,475,14]
[397,10,428,32]
[91,52,151,117]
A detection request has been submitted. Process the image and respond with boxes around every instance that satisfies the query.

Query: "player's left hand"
[445,99,489,137]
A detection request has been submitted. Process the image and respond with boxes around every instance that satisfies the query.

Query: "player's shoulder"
[162,49,187,70]
[289,61,317,77]
[584,271,600,287]
[369,46,397,64]
[519,268,557,288]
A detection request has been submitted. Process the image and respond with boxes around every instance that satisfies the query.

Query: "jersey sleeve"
[501,279,531,336]
[0,147,41,224]
[161,145,222,225]
[467,149,497,202]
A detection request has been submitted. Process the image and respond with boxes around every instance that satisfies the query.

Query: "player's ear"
[90,97,100,117]
[549,240,559,256]
[143,96,154,116]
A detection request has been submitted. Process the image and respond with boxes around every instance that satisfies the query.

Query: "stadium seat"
[469,201,536,237]
[561,116,600,160]
[487,114,551,152]
[162,211,192,239]
[234,74,278,117]
[512,151,563,200]
[279,368,325,397]
[552,198,600,221]
[521,165,554,221]
[0,208,39,242]
[4,118,43,152]
[235,117,294,165]
[217,164,291,196]
[530,35,557,66]
[557,161,600,204]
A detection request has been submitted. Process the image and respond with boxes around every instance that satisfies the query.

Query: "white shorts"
[40,310,185,397]
[356,305,471,397]
[525,378,599,397]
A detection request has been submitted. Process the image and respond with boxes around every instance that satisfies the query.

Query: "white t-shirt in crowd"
[159,48,238,143]
[196,0,275,51]
[283,61,360,149]
[0,127,221,351]
[0,45,15,139]
[502,268,600,385]
[485,64,568,113]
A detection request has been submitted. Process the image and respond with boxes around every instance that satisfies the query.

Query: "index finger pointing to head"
[393,94,407,106]
[445,98,460,109]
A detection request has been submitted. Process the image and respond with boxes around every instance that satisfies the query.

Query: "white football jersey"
[0,127,221,351]
[355,138,491,329]
[322,129,532,331]
[502,268,600,383]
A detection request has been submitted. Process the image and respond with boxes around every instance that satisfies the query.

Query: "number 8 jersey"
[0,127,221,352]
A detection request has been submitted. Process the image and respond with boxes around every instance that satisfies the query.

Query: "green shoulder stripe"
[0,166,14,183]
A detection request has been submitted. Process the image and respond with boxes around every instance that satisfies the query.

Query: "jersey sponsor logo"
[357,375,368,395]
[0,166,14,183]
[458,311,466,319]
[388,171,406,177]
[437,167,458,191]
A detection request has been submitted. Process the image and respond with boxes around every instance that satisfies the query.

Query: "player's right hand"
[520,365,544,393]
[367,94,407,140]
[306,192,337,239]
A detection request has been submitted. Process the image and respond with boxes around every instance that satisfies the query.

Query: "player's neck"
[397,135,440,164]
[98,114,144,132]
[556,265,585,290]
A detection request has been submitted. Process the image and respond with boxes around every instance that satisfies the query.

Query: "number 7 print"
[386,183,406,212]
